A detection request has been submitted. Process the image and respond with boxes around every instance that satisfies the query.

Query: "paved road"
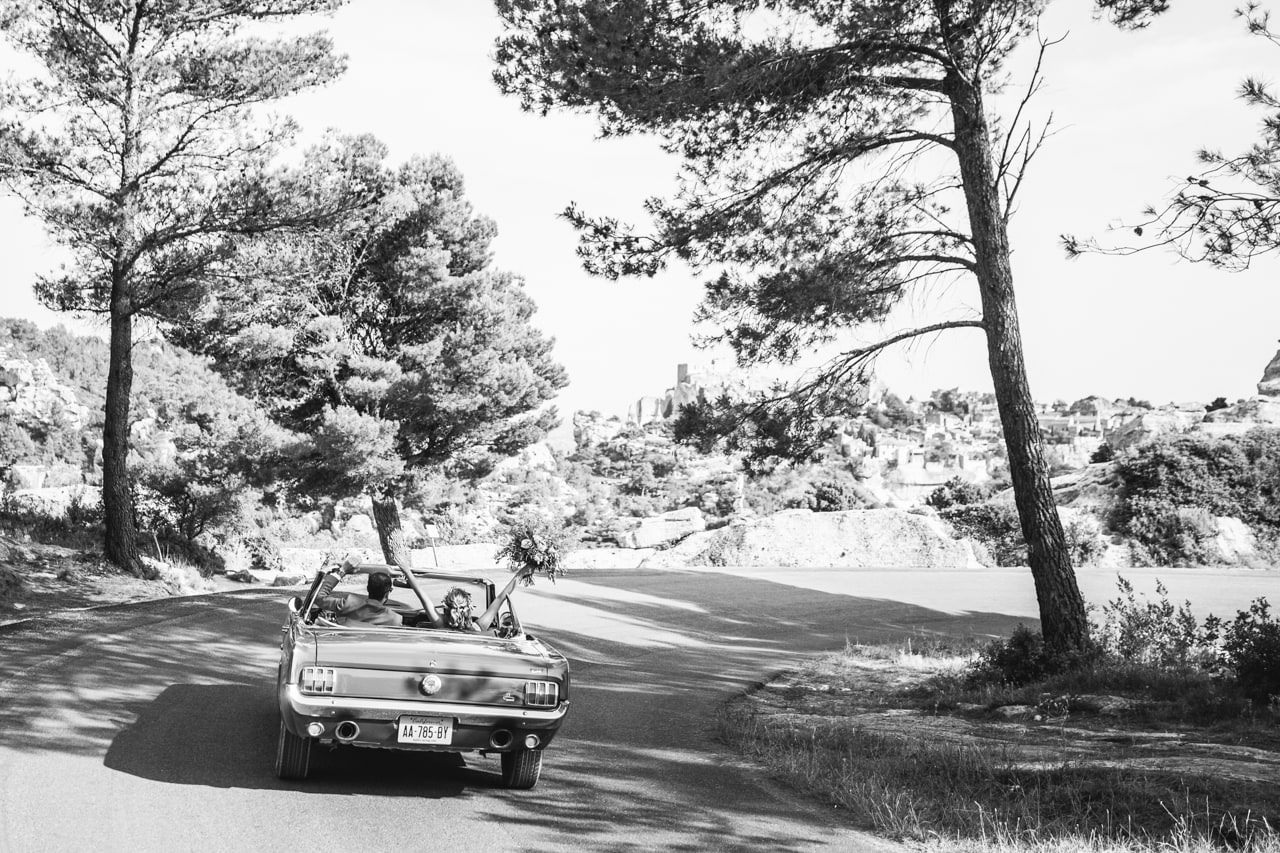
[0,568,1033,852]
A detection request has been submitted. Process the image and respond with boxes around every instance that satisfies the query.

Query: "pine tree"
[0,0,359,573]
[493,0,1105,653]
[177,154,567,568]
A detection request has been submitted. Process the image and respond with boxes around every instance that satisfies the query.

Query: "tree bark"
[372,493,414,569]
[102,284,144,575]
[947,74,1088,654]
[103,43,145,577]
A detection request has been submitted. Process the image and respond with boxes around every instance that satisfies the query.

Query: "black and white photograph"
[2,1,1280,850]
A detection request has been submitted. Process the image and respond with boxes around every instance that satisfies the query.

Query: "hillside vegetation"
[2,320,1280,579]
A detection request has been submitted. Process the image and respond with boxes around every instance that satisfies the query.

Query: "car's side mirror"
[288,596,302,614]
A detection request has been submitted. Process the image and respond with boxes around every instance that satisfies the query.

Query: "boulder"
[617,507,706,549]
[641,508,983,569]
[1258,348,1280,397]
[1202,396,1280,426]
[489,441,558,478]
[344,513,374,535]
[1210,516,1259,565]
[271,573,307,587]
[991,705,1036,720]
[8,465,46,490]
[1072,694,1138,716]
[1109,410,1203,451]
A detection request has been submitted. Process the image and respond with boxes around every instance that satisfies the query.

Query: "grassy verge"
[719,641,1280,852]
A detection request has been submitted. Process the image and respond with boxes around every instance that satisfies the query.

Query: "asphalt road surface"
[0,567,1053,852]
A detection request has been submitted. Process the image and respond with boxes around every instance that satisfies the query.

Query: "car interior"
[295,567,522,638]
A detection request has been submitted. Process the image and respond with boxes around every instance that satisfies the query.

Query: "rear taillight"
[300,666,336,695]
[524,680,558,707]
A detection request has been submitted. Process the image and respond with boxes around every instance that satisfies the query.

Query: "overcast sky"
[1,1,1278,421]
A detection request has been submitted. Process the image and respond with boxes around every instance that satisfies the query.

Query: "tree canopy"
[0,0,362,572]
[493,0,1113,653]
[174,152,567,565]
[1066,4,1280,267]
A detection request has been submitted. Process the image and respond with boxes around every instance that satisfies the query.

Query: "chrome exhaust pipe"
[489,729,513,749]
[335,721,360,743]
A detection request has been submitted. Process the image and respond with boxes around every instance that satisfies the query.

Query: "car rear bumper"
[279,684,568,752]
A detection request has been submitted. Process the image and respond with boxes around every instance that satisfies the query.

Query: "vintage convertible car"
[274,562,570,789]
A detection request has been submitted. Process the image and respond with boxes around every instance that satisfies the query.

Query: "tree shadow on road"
[102,682,482,797]
[0,572,1023,850]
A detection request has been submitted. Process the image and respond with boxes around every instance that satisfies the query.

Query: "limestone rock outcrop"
[641,508,983,569]
[1203,396,1280,426]
[616,507,706,549]
[0,348,90,430]
[1108,410,1204,451]
[573,411,626,450]
[1258,348,1280,397]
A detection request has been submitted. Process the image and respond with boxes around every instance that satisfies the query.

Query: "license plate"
[397,716,453,744]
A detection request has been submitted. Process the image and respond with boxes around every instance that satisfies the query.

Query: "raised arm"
[399,564,446,629]
[475,567,533,632]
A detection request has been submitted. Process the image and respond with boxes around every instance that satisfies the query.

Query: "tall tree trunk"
[103,283,143,575]
[372,493,413,569]
[103,35,146,576]
[947,75,1088,654]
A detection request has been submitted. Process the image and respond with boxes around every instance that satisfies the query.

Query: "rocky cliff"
[1258,347,1280,397]
[0,348,90,430]
[641,508,984,569]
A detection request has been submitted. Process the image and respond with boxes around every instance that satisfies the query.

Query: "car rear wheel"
[275,718,312,780]
[500,748,542,789]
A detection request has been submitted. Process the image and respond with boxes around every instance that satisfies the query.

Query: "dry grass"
[719,640,1280,852]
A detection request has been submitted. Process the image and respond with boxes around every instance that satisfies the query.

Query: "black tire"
[500,748,543,789]
[275,718,312,780]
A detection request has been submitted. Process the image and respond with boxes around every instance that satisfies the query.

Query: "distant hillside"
[0,317,265,488]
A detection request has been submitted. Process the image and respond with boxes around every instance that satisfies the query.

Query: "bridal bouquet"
[495,521,567,585]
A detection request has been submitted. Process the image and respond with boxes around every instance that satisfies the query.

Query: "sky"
[1,1,1278,423]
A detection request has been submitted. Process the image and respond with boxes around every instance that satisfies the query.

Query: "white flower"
[520,538,532,549]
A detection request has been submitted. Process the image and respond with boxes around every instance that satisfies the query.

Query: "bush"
[805,478,861,512]
[924,476,991,510]
[968,625,1065,686]
[942,503,1103,568]
[1214,598,1280,706]
[1112,430,1280,565]
[1123,497,1217,566]
[940,503,1025,565]
[1094,576,1210,669]
[1089,442,1115,464]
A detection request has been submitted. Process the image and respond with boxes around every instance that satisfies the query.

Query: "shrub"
[940,503,1025,565]
[1214,598,1280,706]
[64,489,103,527]
[1063,516,1106,567]
[1089,442,1115,464]
[1123,497,1217,566]
[1112,430,1280,565]
[925,476,991,510]
[239,535,283,574]
[805,478,860,512]
[968,625,1059,686]
[1094,576,1211,669]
